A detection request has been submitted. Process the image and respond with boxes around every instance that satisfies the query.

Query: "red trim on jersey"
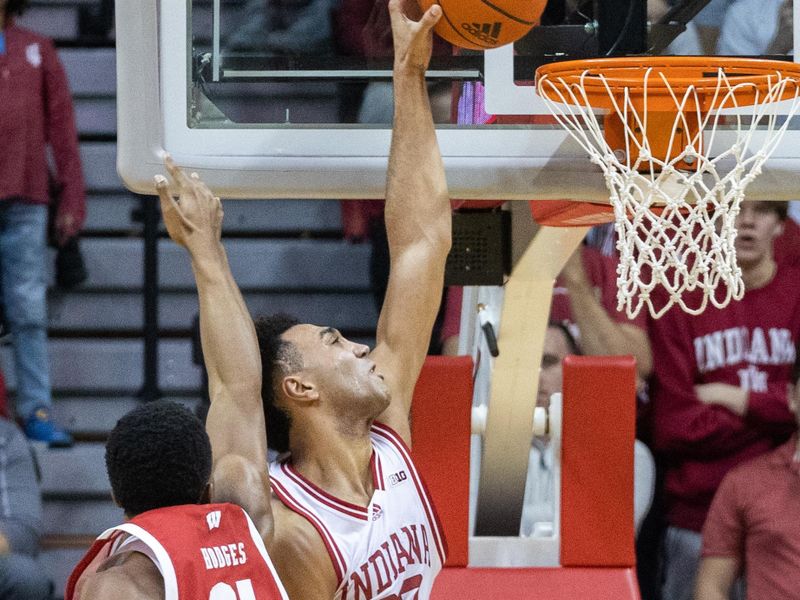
[372,452,385,491]
[281,462,369,521]
[65,532,121,600]
[270,477,347,585]
[372,422,449,565]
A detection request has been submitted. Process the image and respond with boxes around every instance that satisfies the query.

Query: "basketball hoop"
[535,57,800,319]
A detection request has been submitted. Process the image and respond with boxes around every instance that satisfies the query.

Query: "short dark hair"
[5,0,29,16]
[105,401,212,516]
[254,313,303,454]
[549,320,581,355]
[752,201,789,221]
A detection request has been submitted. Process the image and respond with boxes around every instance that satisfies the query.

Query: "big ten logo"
[388,471,408,487]
[460,22,502,45]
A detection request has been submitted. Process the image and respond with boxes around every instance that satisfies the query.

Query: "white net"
[537,64,800,319]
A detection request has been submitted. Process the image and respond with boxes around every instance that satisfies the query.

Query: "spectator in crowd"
[519,322,576,537]
[225,0,338,55]
[717,0,793,56]
[694,349,800,600]
[648,201,800,600]
[519,321,656,539]
[0,416,49,599]
[0,0,85,446]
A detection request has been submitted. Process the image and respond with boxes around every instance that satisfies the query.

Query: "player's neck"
[741,256,777,290]
[290,420,376,505]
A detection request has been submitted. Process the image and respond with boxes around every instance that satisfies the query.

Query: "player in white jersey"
[154,0,451,597]
[269,422,446,599]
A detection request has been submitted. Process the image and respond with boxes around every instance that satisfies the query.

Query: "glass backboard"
[116,0,800,200]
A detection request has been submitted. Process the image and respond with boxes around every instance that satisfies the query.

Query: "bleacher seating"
[5,2,379,597]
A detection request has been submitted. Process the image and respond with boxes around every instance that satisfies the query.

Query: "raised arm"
[155,159,273,542]
[370,0,451,443]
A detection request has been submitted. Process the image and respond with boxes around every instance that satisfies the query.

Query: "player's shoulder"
[80,553,163,599]
[268,498,338,598]
[270,497,325,552]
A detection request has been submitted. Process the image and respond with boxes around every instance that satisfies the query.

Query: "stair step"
[43,499,123,536]
[34,443,109,496]
[49,396,202,435]
[47,291,377,333]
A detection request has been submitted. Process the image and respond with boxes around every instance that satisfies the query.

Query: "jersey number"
[386,574,423,600]
[209,579,256,600]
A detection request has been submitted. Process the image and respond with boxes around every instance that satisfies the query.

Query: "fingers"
[388,0,439,26]
[418,3,442,30]
[164,155,193,190]
[155,174,185,225]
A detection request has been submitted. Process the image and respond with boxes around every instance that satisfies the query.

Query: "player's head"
[256,313,390,453]
[3,0,28,17]
[538,321,580,410]
[733,200,787,268]
[105,401,212,517]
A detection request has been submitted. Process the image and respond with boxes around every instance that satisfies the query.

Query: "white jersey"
[269,423,446,600]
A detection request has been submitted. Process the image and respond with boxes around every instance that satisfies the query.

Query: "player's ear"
[282,374,320,404]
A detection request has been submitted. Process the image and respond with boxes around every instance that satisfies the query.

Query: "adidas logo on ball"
[461,22,502,44]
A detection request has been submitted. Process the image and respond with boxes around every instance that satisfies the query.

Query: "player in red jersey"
[66,401,288,600]
[154,1,450,597]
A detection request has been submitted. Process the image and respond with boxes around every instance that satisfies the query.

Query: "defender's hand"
[154,156,223,255]
[388,0,441,74]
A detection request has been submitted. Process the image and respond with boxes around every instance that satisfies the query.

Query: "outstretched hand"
[388,0,441,74]
[154,156,223,255]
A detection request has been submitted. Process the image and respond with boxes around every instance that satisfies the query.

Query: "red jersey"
[66,503,288,600]
[648,264,800,531]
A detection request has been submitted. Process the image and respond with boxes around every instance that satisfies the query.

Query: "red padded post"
[560,355,637,567]
[411,355,473,567]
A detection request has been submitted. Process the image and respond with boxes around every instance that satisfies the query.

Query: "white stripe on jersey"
[268,423,446,600]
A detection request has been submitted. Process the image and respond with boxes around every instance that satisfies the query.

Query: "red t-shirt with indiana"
[648,264,800,532]
[66,503,288,600]
[702,436,800,599]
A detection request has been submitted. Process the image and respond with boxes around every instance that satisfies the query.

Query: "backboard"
[116,0,800,200]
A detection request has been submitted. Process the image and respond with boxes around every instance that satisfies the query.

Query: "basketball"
[418,0,548,51]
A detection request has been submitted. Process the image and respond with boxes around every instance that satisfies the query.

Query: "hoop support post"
[474,225,589,536]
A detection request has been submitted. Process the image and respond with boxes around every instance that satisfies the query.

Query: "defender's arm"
[156,159,273,541]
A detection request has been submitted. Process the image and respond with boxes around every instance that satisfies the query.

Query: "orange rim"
[535,56,800,111]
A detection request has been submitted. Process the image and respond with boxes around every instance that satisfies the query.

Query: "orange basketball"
[419,0,547,51]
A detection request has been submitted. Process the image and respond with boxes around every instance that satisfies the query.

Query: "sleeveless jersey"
[65,503,288,600]
[269,422,447,600]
